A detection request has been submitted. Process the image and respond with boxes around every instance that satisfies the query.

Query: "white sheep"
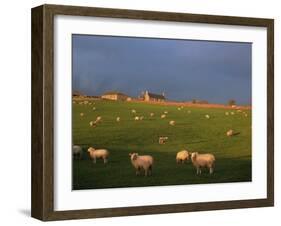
[96,116,102,122]
[244,113,248,117]
[177,107,181,111]
[84,100,89,104]
[89,121,96,127]
[161,114,166,119]
[205,114,210,119]
[226,129,234,136]
[129,153,154,176]
[169,120,175,126]
[176,150,190,164]
[159,136,168,144]
[150,113,154,117]
[191,152,215,175]
[88,147,109,164]
[231,112,235,115]
[80,112,84,117]
[92,107,96,111]
[140,116,144,120]
[116,117,121,122]
[73,101,76,104]
[135,116,140,121]
[164,111,168,114]
[89,102,92,105]
[73,145,82,159]
[225,112,229,116]
[187,110,191,114]
[131,109,136,114]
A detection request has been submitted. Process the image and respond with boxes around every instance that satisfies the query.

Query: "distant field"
[72,99,252,190]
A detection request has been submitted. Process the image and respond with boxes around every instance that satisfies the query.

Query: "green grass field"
[72,100,251,190]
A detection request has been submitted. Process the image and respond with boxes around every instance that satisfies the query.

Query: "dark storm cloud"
[72,34,252,105]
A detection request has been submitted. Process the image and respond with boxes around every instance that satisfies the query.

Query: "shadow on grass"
[72,149,251,190]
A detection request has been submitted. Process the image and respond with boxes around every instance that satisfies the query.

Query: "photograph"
[72,34,252,190]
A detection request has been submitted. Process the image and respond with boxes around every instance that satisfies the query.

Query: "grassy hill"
[72,100,251,190]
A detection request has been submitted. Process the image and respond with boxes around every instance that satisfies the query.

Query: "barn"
[101,91,129,101]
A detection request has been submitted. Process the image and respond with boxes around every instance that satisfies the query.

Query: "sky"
[72,34,252,105]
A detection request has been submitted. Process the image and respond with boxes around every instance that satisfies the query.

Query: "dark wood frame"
[31,4,274,221]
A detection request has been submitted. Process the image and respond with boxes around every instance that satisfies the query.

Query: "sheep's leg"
[210,167,214,174]
[103,158,107,164]
[196,167,200,175]
[93,158,96,164]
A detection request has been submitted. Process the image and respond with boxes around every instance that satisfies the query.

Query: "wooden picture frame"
[31,4,274,221]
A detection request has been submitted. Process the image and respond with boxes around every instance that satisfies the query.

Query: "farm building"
[101,91,129,101]
[142,90,165,102]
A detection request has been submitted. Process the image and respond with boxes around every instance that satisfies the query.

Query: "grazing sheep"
[96,116,102,122]
[244,113,248,117]
[131,109,136,114]
[237,109,242,113]
[135,116,140,121]
[231,112,235,115]
[80,112,84,117]
[176,150,190,164]
[73,145,82,159]
[177,107,181,111]
[161,114,166,119]
[164,111,168,114]
[79,102,83,105]
[159,136,168,144]
[150,113,154,117]
[187,110,191,114]
[89,103,92,105]
[181,106,184,109]
[169,120,175,126]
[89,121,96,127]
[73,101,76,104]
[116,117,121,122]
[84,100,89,104]
[140,116,144,120]
[226,129,234,136]
[191,152,215,175]
[205,114,210,119]
[129,153,154,176]
[225,112,229,116]
[88,147,109,164]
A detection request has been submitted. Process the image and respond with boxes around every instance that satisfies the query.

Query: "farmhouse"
[142,90,165,102]
[101,91,129,101]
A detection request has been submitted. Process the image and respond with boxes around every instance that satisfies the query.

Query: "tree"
[228,99,236,106]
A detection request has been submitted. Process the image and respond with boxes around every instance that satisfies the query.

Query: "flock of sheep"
[73,100,249,177]
[73,145,215,176]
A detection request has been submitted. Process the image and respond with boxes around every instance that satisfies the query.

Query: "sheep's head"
[129,153,138,160]
[191,152,198,160]
[88,147,95,153]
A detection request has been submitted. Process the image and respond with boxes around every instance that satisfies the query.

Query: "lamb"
[164,111,168,114]
[80,112,84,117]
[150,113,154,117]
[73,145,82,159]
[169,120,175,126]
[135,116,140,121]
[225,112,229,116]
[140,116,144,120]
[226,129,234,136]
[177,107,181,111]
[92,107,96,111]
[95,116,102,122]
[187,110,191,114]
[159,136,168,144]
[205,114,210,119]
[116,117,121,122]
[88,147,109,164]
[191,152,215,175]
[131,109,136,114]
[231,112,235,115]
[161,114,166,119]
[129,153,154,176]
[176,150,190,164]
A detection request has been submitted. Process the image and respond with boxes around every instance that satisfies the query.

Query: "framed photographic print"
[31,4,274,221]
